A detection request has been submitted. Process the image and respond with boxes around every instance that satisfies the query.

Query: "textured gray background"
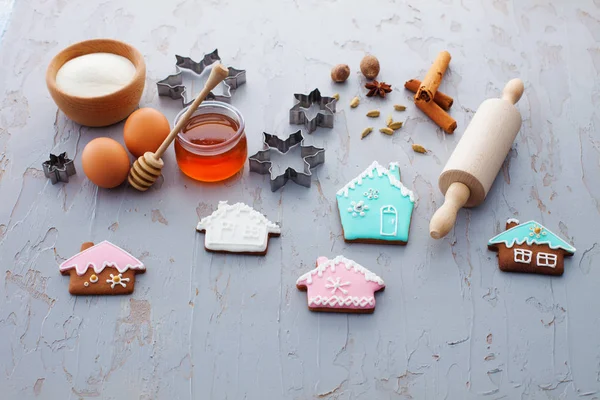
[0,0,598,399]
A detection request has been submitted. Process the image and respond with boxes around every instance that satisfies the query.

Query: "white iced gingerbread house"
[196,201,281,253]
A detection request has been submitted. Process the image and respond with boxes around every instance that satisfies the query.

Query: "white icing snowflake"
[324,277,351,294]
[106,273,130,289]
[347,200,369,217]
[528,224,547,239]
[364,188,379,199]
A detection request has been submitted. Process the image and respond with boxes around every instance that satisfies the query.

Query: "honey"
[174,102,247,182]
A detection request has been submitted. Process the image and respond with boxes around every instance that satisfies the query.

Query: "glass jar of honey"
[174,101,247,182]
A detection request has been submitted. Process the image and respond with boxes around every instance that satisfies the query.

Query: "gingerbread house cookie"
[196,201,281,255]
[488,219,576,276]
[336,161,415,244]
[59,241,145,295]
[296,256,385,313]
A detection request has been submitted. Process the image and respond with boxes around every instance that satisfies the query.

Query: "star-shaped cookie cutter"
[43,152,76,184]
[157,49,246,106]
[248,130,325,192]
[289,88,337,134]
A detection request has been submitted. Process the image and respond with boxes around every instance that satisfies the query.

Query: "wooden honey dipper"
[429,78,525,239]
[128,64,230,191]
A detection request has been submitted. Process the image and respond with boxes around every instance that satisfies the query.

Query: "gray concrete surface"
[0,0,599,398]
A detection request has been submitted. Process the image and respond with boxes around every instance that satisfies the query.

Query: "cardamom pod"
[350,97,360,108]
[380,127,394,135]
[366,110,380,117]
[333,93,340,101]
[412,144,427,153]
[360,127,373,139]
[389,121,403,130]
[394,104,407,111]
[386,114,393,127]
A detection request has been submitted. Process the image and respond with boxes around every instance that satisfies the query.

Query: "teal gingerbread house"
[336,161,415,244]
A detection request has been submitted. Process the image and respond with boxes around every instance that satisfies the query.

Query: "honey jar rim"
[175,101,245,154]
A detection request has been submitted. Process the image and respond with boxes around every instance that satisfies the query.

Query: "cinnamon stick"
[405,79,453,111]
[415,99,457,134]
[415,51,451,103]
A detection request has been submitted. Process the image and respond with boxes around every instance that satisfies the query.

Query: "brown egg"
[82,138,130,188]
[124,108,170,157]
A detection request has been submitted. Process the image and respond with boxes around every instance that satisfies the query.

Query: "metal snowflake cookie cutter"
[156,49,246,106]
[43,152,76,184]
[289,88,337,134]
[248,130,325,192]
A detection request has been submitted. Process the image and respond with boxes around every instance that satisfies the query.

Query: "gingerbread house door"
[380,206,398,236]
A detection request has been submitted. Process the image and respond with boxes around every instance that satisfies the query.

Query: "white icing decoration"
[507,218,520,224]
[364,188,379,199]
[348,200,369,217]
[309,296,375,308]
[84,282,89,287]
[337,161,415,202]
[196,201,281,253]
[106,273,129,289]
[528,224,548,239]
[537,252,557,268]
[296,255,384,286]
[89,275,98,283]
[324,277,351,294]
[380,205,398,236]
[513,248,532,264]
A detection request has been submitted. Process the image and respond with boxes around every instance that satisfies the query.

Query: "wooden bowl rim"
[46,38,146,102]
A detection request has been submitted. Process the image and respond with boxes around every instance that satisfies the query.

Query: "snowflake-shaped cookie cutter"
[157,49,246,106]
[248,130,325,192]
[289,88,337,133]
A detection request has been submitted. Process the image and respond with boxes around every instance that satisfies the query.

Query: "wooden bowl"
[46,39,146,127]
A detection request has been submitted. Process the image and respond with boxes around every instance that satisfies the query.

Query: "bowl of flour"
[46,39,146,127]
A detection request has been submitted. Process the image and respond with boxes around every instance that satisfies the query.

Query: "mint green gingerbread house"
[336,161,415,244]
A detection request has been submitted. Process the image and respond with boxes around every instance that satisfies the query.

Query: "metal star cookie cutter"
[289,88,337,134]
[157,49,246,106]
[248,130,325,192]
[43,152,76,184]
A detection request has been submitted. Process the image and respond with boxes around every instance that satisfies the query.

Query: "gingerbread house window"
[514,248,532,264]
[537,252,557,268]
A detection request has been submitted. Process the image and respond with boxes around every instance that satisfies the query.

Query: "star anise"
[365,80,392,98]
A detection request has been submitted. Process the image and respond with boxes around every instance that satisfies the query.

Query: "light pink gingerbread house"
[59,241,146,295]
[296,256,385,313]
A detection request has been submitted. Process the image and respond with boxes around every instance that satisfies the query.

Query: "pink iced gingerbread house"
[296,256,385,313]
[59,241,146,295]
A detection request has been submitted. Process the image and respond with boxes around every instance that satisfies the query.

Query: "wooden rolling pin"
[429,78,524,239]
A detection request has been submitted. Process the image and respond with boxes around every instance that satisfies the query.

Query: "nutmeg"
[360,55,380,79]
[331,64,350,83]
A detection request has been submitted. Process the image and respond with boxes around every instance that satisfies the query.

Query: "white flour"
[56,52,136,97]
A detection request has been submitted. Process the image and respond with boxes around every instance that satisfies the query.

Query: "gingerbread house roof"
[196,201,281,233]
[59,241,145,276]
[336,161,415,202]
[296,255,385,286]
[488,220,576,253]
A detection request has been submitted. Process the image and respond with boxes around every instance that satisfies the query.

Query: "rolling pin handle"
[501,78,524,105]
[429,182,471,239]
